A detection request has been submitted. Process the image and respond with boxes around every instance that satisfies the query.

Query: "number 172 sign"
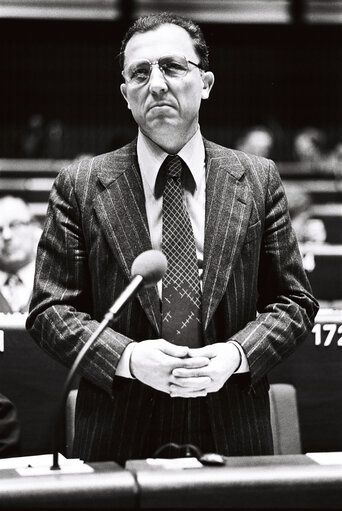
[312,323,342,347]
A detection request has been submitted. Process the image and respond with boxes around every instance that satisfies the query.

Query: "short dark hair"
[119,12,209,71]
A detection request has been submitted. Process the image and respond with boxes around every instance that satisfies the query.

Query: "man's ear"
[201,71,215,100]
[120,83,131,110]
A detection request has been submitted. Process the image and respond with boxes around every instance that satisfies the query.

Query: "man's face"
[120,24,214,151]
[0,198,39,273]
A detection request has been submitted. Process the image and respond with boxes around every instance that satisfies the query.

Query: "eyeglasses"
[0,220,31,237]
[122,55,202,86]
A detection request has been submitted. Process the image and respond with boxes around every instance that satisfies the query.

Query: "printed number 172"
[312,323,342,346]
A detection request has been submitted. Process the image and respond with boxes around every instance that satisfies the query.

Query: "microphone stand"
[50,275,143,470]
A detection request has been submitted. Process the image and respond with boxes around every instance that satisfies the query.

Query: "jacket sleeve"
[230,159,319,385]
[26,167,133,396]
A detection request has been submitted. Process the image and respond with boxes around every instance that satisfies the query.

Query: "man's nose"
[149,65,168,94]
[1,226,13,241]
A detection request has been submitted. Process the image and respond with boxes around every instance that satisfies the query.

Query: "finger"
[169,376,211,388]
[170,389,208,398]
[188,346,216,358]
[172,367,208,378]
[177,356,210,369]
[160,341,189,358]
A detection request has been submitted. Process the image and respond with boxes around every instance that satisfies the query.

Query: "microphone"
[103,249,167,323]
[51,250,167,470]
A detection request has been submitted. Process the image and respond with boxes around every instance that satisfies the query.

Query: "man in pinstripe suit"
[27,13,318,464]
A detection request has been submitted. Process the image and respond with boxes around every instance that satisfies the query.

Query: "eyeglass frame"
[0,220,32,237]
[121,55,203,86]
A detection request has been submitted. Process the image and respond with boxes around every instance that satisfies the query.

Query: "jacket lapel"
[0,291,12,313]
[202,141,252,331]
[94,141,161,335]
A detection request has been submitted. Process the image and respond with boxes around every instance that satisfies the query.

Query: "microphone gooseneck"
[51,250,167,470]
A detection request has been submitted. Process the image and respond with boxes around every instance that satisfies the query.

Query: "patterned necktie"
[3,273,24,312]
[161,155,202,347]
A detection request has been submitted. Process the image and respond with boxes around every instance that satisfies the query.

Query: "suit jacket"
[27,139,318,463]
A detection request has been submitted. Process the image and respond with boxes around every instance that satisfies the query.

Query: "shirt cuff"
[115,342,137,379]
[228,341,250,373]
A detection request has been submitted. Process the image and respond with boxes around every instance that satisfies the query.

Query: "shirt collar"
[0,260,35,288]
[137,127,205,197]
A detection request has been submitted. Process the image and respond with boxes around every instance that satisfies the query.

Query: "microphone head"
[131,250,167,288]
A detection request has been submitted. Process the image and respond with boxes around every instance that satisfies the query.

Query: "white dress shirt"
[116,128,249,377]
[0,260,35,312]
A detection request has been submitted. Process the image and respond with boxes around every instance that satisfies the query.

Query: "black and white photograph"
[0,1,341,509]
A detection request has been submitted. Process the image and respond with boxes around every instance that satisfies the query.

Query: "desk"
[269,308,342,453]
[283,180,342,205]
[300,244,342,300]
[310,204,342,244]
[0,454,341,509]
[0,314,77,455]
[0,461,137,509]
[127,455,342,509]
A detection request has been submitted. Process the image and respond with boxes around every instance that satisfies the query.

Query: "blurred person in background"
[293,127,327,163]
[286,188,326,244]
[0,197,39,458]
[325,140,342,178]
[286,187,327,273]
[0,196,41,313]
[18,114,45,158]
[235,125,274,158]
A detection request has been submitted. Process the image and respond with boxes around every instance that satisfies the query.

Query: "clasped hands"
[130,338,241,398]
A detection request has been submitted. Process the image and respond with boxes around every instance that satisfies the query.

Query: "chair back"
[270,383,302,454]
[65,389,78,458]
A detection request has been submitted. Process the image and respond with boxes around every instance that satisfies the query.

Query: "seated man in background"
[0,392,20,458]
[0,196,41,313]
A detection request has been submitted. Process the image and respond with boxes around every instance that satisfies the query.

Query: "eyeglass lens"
[125,56,191,84]
[0,221,30,236]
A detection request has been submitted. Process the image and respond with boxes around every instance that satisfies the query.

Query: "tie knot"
[164,155,183,179]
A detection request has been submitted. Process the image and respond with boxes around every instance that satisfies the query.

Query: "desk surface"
[0,461,138,509]
[0,455,342,509]
[127,455,342,509]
